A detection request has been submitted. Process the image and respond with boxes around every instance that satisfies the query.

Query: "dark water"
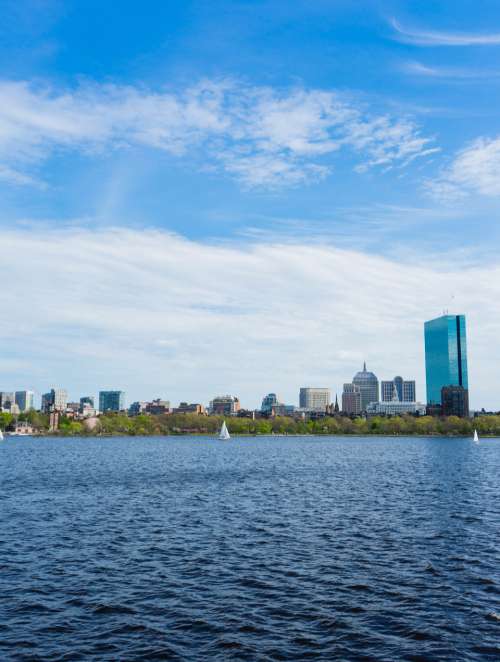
[1,436,499,661]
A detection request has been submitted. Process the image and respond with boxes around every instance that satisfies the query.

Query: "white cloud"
[391,18,500,46]
[402,61,500,79]
[426,135,500,199]
[0,226,497,409]
[0,79,435,189]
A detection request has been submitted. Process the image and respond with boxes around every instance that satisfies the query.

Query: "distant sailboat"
[0,429,4,441]
[473,429,479,443]
[219,420,230,440]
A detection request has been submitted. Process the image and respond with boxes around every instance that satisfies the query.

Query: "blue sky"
[2,0,500,408]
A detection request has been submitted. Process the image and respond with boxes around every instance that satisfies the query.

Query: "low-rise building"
[366,384,425,416]
[209,395,240,416]
[173,402,204,415]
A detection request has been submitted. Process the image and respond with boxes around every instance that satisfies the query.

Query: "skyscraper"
[15,391,35,412]
[352,363,379,411]
[424,314,468,405]
[342,383,361,415]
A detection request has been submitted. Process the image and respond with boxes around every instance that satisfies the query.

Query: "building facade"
[424,314,468,405]
[381,378,416,402]
[342,383,362,415]
[441,385,469,418]
[352,363,379,411]
[99,390,125,413]
[261,393,280,414]
[209,395,240,416]
[173,402,204,415]
[0,392,15,410]
[15,391,35,412]
[299,388,331,412]
[41,389,68,413]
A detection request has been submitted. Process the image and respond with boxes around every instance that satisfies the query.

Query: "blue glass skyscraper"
[424,315,468,404]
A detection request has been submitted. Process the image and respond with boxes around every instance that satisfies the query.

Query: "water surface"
[1,435,499,660]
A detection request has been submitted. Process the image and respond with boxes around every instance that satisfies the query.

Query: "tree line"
[2,411,500,436]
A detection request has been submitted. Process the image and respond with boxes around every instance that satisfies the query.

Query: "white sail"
[473,429,479,443]
[0,429,4,441]
[219,420,230,440]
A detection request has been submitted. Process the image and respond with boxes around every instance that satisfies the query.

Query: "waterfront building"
[15,391,35,412]
[381,378,416,402]
[209,395,240,416]
[352,363,379,411]
[147,399,172,415]
[272,403,296,417]
[441,385,469,418]
[424,314,468,405]
[367,385,425,416]
[342,383,362,416]
[99,390,125,413]
[299,388,331,412]
[173,402,204,415]
[41,389,68,413]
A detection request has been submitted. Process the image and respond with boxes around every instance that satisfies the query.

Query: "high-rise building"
[80,396,95,409]
[352,363,379,411]
[424,314,468,405]
[261,393,281,413]
[381,378,416,402]
[15,391,35,412]
[342,383,361,415]
[209,395,240,416]
[99,391,125,413]
[41,389,68,413]
[299,387,331,412]
[441,385,469,418]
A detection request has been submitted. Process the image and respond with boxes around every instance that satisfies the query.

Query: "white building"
[299,387,331,412]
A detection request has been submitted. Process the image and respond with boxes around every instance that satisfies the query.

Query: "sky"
[1,0,500,409]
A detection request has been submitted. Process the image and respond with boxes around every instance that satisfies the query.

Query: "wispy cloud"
[402,60,500,79]
[0,225,497,408]
[426,135,500,200]
[0,79,436,190]
[391,18,500,46]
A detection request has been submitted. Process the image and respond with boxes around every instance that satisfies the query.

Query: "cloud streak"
[0,226,497,409]
[391,19,500,46]
[426,135,500,199]
[0,79,435,189]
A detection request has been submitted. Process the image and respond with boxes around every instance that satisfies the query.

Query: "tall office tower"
[99,391,126,413]
[41,389,68,413]
[15,391,35,412]
[352,363,379,411]
[342,383,361,415]
[299,387,331,412]
[381,378,416,402]
[424,314,468,405]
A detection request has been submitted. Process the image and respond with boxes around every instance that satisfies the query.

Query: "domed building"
[352,362,379,411]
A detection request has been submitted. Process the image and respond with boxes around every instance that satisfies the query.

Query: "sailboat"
[0,429,4,441]
[219,420,231,440]
[473,429,479,443]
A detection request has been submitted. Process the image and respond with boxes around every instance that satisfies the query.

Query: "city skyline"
[1,2,500,409]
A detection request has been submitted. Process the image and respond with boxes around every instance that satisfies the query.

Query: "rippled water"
[1,435,499,661]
